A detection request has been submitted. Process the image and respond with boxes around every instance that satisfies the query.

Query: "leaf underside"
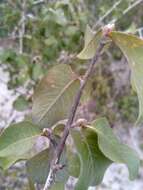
[32,64,80,129]
[77,26,102,59]
[110,31,143,125]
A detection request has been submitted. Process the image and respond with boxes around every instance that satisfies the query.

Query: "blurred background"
[0,0,143,189]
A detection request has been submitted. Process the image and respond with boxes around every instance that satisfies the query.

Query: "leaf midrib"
[38,78,78,123]
[0,134,40,156]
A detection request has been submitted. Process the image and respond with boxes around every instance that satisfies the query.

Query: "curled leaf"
[109,32,143,125]
[92,118,140,180]
[77,26,102,59]
[70,126,112,190]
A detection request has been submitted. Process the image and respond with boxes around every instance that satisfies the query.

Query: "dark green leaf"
[70,126,112,190]
[27,149,50,184]
[27,139,68,184]
[92,117,140,180]
[13,95,29,111]
[67,148,80,178]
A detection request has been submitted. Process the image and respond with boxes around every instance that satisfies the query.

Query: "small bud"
[102,23,115,37]
[72,118,88,128]
[42,128,52,137]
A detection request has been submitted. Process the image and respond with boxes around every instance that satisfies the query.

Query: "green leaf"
[0,121,41,168]
[0,156,17,170]
[32,64,43,81]
[52,122,80,178]
[52,120,67,136]
[0,49,16,62]
[32,64,80,129]
[67,148,80,178]
[70,117,140,189]
[77,26,102,59]
[109,32,143,125]
[45,8,67,26]
[27,140,68,184]
[65,26,78,36]
[50,182,65,190]
[92,117,140,180]
[45,36,57,46]
[13,95,29,111]
[70,126,112,190]
[26,149,50,184]
[15,54,29,68]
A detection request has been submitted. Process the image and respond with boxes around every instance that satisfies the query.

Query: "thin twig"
[112,0,143,25]
[94,0,123,29]
[19,0,26,54]
[122,0,143,16]
[94,0,143,29]
[43,36,107,190]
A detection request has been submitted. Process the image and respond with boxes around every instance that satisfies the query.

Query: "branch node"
[42,128,52,138]
[53,164,66,171]
[72,118,88,128]
[102,23,115,37]
[42,128,57,147]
